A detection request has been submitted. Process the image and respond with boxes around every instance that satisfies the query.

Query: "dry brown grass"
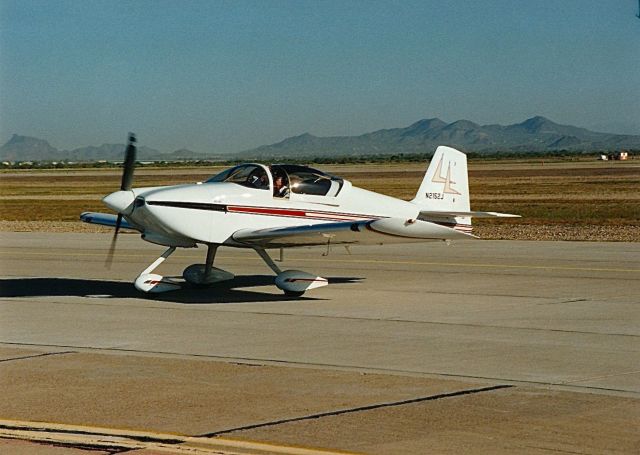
[336,162,640,227]
[1,160,638,240]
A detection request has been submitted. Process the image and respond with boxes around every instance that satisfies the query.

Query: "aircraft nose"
[103,190,135,214]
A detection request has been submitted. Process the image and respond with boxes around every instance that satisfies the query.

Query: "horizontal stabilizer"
[419,210,521,219]
[80,212,138,230]
[412,147,520,224]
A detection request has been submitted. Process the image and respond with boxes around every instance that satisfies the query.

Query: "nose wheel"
[183,244,234,286]
[183,265,235,286]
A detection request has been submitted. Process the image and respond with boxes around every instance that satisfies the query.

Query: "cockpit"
[205,164,344,198]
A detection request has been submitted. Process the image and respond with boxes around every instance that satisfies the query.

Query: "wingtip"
[492,213,521,218]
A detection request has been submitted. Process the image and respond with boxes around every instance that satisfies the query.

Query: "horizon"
[1,1,639,153]
[4,114,639,155]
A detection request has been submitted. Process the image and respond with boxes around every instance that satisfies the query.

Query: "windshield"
[206,163,343,197]
[271,164,343,197]
[205,164,270,190]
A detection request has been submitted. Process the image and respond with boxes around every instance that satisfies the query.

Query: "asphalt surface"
[0,232,638,454]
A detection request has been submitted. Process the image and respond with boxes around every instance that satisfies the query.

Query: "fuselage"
[104,164,421,248]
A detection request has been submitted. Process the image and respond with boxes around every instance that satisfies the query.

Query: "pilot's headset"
[248,168,266,187]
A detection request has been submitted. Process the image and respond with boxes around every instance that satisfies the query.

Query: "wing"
[231,217,476,249]
[80,212,139,231]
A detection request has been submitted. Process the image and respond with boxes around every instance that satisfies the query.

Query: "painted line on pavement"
[1,249,638,273]
[0,419,359,455]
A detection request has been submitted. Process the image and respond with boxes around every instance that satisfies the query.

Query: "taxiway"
[0,232,638,454]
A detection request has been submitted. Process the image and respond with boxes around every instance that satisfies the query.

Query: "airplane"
[81,134,518,296]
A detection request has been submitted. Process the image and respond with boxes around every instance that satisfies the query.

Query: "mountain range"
[241,116,640,158]
[2,116,639,161]
[0,135,207,162]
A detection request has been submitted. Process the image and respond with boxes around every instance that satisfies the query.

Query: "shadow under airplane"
[0,275,364,304]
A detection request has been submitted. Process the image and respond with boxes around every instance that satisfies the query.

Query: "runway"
[0,232,639,453]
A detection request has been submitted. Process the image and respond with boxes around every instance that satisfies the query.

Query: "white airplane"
[81,134,518,296]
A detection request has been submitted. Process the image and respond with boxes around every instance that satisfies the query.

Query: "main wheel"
[183,264,234,285]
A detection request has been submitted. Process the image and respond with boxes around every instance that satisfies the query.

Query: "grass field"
[1,159,638,240]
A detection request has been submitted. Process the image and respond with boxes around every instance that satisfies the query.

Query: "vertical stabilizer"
[412,146,470,212]
[412,146,471,232]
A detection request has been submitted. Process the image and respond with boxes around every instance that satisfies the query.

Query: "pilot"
[273,174,289,198]
[248,169,268,189]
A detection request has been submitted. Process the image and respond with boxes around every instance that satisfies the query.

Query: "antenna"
[638,0,640,18]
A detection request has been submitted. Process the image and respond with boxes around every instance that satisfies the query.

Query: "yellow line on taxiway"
[0,249,638,273]
[0,418,360,455]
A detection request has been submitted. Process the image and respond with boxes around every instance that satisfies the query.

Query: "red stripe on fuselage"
[227,205,379,222]
[228,206,307,217]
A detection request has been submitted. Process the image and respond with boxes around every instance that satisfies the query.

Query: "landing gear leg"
[255,247,282,274]
[183,243,234,286]
[134,246,181,293]
[204,243,217,277]
[254,248,328,297]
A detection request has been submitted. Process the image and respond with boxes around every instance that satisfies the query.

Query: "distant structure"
[637,0,640,18]
[600,151,630,161]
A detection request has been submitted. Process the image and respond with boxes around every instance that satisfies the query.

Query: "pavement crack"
[0,350,76,364]
[544,298,589,305]
[200,384,513,437]
[521,444,588,454]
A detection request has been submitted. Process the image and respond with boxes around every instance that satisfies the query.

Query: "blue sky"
[1,0,639,153]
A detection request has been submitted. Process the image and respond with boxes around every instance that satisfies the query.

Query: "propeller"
[105,133,137,268]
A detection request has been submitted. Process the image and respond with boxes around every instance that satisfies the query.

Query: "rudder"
[411,146,470,212]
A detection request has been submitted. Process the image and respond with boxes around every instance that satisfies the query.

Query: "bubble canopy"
[205,164,344,197]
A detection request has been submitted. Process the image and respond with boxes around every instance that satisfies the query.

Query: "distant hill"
[0,134,210,161]
[240,116,640,158]
[3,116,639,161]
[0,135,59,161]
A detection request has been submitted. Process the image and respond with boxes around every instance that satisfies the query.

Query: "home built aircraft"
[81,134,518,296]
